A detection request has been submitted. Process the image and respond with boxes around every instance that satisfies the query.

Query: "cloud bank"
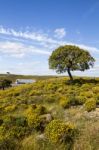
[0,25,99,76]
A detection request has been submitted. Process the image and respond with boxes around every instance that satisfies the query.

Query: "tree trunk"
[67,68,73,81]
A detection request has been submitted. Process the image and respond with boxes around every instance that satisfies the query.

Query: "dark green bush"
[76,96,87,105]
[15,116,27,127]
[0,136,18,150]
[9,126,27,138]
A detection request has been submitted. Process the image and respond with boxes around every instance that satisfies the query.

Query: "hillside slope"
[0,77,99,150]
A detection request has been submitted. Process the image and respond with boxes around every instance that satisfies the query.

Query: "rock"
[36,134,45,140]
[44,113,53,122]
[84,108,99,119]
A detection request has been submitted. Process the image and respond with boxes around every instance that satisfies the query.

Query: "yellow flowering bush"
[80,91,94,98]
[3,115,15,127]
[27,113,41,129]
[92,86,99,94]
[60,97,70,108]
[84,99,96,112]
[45,119,75,144]
[25,106,41,129]
[4,104,17,112]
[34,105,47,115]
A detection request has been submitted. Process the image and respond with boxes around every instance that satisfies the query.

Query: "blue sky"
[0,0,99,76]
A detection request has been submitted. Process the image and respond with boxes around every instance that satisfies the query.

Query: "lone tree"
[0,79,12,90]
[49,45,95,81]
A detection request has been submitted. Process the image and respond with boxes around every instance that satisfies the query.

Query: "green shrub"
[80,91,94,98]
[34,105,47,115]
[9,126,27,138]
[4,104,17,112]
[0,126,5,135]
[84,99,96,112]
[3,115,15,127]
[69,95,80,106]
[81,83,91,90]
[95,93,99,105]
[15,116,27,127]
[29,90,42,96]
[60,97,70,108]
[13,91,20,96]
[25,105,47,116]
[44,94,59,103]
[76,96,87,105]
[45,83,58,91]
[60,94,86,108]
[0,136,18,150]
[3,115,28,128]
[45,119,75,145]
[92,86,99,94]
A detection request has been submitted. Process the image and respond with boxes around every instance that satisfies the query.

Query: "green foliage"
[0,79,12,90]
[76,96,87,104]
[15,116,27,127]
[9,126,28,138]
[95,93,99,105]
[84,99,96,112]
[49,45,95,80]
[3,115,15,127]
[0,136,18,150]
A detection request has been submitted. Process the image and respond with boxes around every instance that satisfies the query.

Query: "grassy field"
[0,76,99,150]
[0,74,58,82]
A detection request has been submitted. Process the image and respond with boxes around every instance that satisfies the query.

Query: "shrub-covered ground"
[0,77,99,150]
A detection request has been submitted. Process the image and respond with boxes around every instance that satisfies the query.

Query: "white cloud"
[0,26,57,44]
[0,41,50,58]
[0,25,99,76]
[76,44,99,54]
[58,41,99,55]
[0,26,99,58]
[1,26,99,55]
[54,28,66,39]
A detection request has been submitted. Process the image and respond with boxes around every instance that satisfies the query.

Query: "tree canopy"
[49,45,95,81]
[0,79,12,90]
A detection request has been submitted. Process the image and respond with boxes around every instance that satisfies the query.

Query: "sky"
[0,0,99,76]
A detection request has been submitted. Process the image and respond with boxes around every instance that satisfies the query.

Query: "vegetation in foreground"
[0,77,99,150]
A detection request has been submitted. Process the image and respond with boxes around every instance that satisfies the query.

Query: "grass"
[0,76,99,150]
